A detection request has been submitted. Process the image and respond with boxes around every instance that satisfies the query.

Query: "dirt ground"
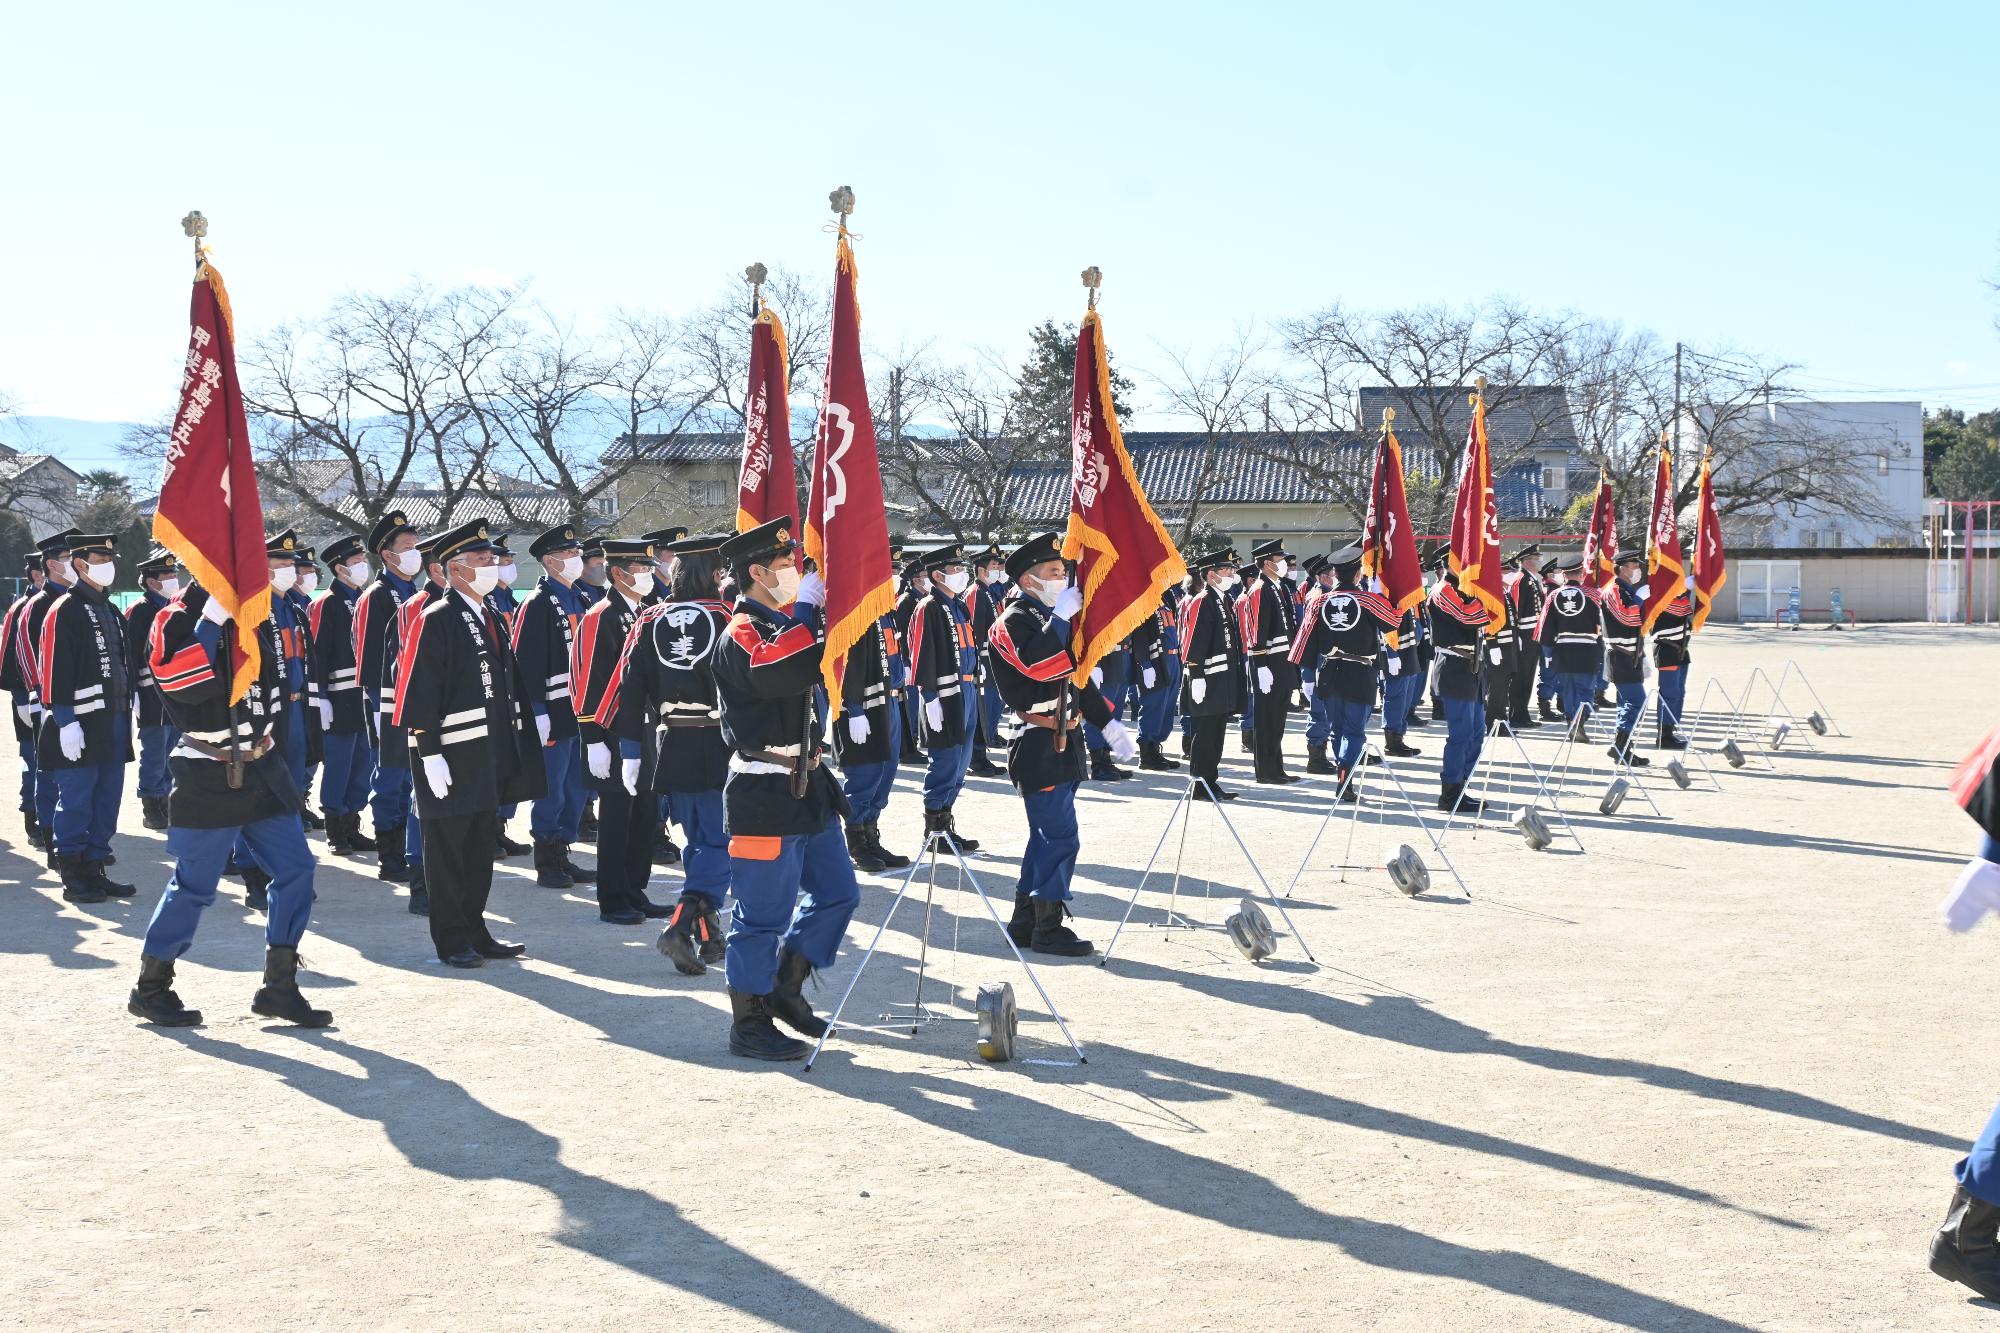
[2,624,1996,1331]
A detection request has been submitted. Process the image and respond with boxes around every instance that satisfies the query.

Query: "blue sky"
[5,1,1997,464]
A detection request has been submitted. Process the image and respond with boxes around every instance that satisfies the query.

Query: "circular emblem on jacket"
[1553,586,1588,616]
[1321,593,1359,632]
[654,604,718,670]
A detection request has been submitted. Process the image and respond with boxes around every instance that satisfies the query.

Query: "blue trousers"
[725,820,860,994]
[1537,648,1558,703]
[318,730,375,817]
[979,679,1003,747]
[239,699,309,869]
[1085,684,1129,752]
[141,814,315,957]
[922,689,975,812]
[667,788,729,904]
[1613,680,1646,736]
[1958,1100,2000,1206]
[369,764,424,866]
[1018,781,1081,902]
[34,747,58,833]
[1139,656,1182,743]
[1328,695,1372,771]
[1656,665,1686,732]
[1554,672,1596,720]
[1384,672,1420,735]
[900,689,923,753]
[53,762,125,861]
[1305,690,1334,745]
[137,724,179,798]
[1441,695,1485,785]
[842,705,902,826]
[528,735,586,843]
[16,734,35,815]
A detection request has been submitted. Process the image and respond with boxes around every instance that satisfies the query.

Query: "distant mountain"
[0,417,137,476]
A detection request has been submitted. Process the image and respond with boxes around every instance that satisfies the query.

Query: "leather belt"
[1019,712,1081,732]
[182,736,274,762]
[741,749,821,770]
[662,716,719,729]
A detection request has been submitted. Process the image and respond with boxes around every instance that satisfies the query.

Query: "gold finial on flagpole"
[1381,407,1396,432]
[1081,266,1103,311]
[745,262,767,319]
[828,185,855,235]
[181,210,209,274]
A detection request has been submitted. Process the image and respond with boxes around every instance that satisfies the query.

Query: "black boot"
[847,823,887,873]
[1656,725,1688,751]
[578,801,599,839]
[57,853,106,904]
[1333,770,1359,803]
[1238,730,1254,754]
[561,845,597,884]
[375,824,411,882]
[407,867,429,916]
[1306,743,1337,775]
[533,838,574,889]
[250,945,333,1027]
[1593,689,1612,709]
[1510,710,1541,730]
[1932,1184,2000,1299]
[967,744,1006,778]
[727,987,810,1060]
[656,827,682,866]
[324,810,351,853]
[868,821,911,870]
[87,859,136,899]
[656,893,714,976]
[300,805,325,831]
[768,948,827,1037]
[1190,780,1238,802]
[343,813,377,853]
[128,955,201,1026]
[1029,898,1093,957]
[1429,696,1444,722]
[1384,731,1421,757]
[1539,696,1561,722]
[1006,891,1035,948]
[495,824,530,858]
[1438,782,1484,814]
[140,795,170,831]
[943,806,980,853]
[24,815,46,850]
[242,866,271,912]
[1138,740,1180,771]
[1609,732,1651,768]
[1089,749,1132,782]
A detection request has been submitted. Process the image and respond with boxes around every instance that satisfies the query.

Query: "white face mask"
[550,554,581,583]
[766,566,801,604]
[390,549,422,578]
[46,561,73,585]
[939,570,970,596]
[296,571,318,594]
[981,568,1004,585]
[85,560,116,588]
[270,565,298,594]
[625,570,655,599]
[465,564,499,597]
[1272,560,1290,580]
[156,577,182,598]
[912,576,930,595]
[1023,576,1061,609]
[339,560,370,588]
[497,562,517,586]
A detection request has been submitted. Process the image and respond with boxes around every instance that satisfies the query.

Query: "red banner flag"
[803,226,896,698]
[1447,388,1507,630]
[1690,448,1727,632]
[154,259,269,702]
[736,302,795,533]
[1580,469,1619,593]
[1061,306,1186,681]
[1359,415,1424,616]
[1642,446,1686,632]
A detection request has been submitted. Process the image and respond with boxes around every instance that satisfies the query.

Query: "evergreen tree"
[1006,320,1137,454]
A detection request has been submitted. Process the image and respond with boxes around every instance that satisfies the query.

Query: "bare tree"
[593,308,726,526]
[1145,326,1271,546]
[683,265,832,428]
[880,350,1045,543]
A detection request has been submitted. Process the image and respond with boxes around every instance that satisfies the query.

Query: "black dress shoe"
[475,939,527,959]
[599,908,645,925]
[635,897,672,920]
[441,949,484,969]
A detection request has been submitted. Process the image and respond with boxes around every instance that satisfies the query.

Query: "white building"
[1710,400,1924,550]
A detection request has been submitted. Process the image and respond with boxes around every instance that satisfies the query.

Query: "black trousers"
[1483,645,1515,723]
[1188,715,1228,789]
[594,784,657,914]
[425,808,499,960]
[1252,688,1291,781]
[1508,641,1538,719]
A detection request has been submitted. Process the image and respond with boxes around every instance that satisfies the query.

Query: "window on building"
[1878,453,1890,475]
[1801,530,1819,548]
[1541,465,1567,492]
[686,478,729,508]
[593,495,618,517]
[1830,529,1844,548]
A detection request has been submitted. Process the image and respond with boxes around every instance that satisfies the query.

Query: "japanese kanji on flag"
[736,301,796,533]
[1359,412,1424,617]
[1581,469,1619,593]
[1690,447,1728,633]
[1642,445,1686,633]
[803,223,896,698]
[1060,305,1185,682]
[1447,385,1507,630]
[153,256,269,702]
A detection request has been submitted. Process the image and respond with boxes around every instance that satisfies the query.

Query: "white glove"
[586,741,611,779]
[795,571,826,608]
[316,698,333,730]
[1190,676,1207,705]
[200,596,230,625]
[1942,859,2000,933]
[1091,667,1104,687]
[621,756,641,795]
[535,711,551,746]
[58,721,84,761]
[848,713,871,744]
[1142,665,1157,690]
[1488,645,1504,665]
[1101,718,1139,764]
[1257,665,1274,695]
[423,752,452,798]
[1387,655,1401,677]
[15,704,32,727]
[925,697,945,732]
[1052,586,1083,621]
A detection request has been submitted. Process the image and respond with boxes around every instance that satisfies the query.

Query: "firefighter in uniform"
[612,532,735,974]
[1179,547,1246,801]
[1535,554,1604,721]
[233,530,313,911]
[126,578,331,1028]
[41,533,137,902]
[574,536,668,924]
[907,543,983,851]
[1240,539,1301,784]
[310,535,378,857]
[485,533,532,860]
[354,511,426,892]
[966,543,1008,778]
[1289,541,1402,800]
[1428,552,1492,814]
[1129,585,1184,772]
[0,554,50,848]
[21,528,83,854]
[1505,544,1544,729]
[510,524,595,889]
[393,518,545,967]
[1293,554,1337,774]
[987,531,1134,957]
[127,549,183,831]
[1650,578,1693,749]
[834,598,912,874]
[892,554,928,764]
[1601,551,1652,767]
[711,518,860,1062]
[1535,555,1564,720]
[289,544,326,830]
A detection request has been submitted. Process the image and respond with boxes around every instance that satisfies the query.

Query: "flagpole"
[1054,266,1105,754]
[745,261,766,321]
[181,208,243,789]
[1376,407,1395,572]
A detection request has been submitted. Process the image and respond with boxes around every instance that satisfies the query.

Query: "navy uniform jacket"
[1600,583,1646,685]
[907,590,977,747]
[283,588,323,764]
[309,580,368,736]
[1179,587,1245,718]
[970,580,1005,686]
[1650,593,1692,669]
[987,596,1114,791]
[572,587,650,788]
[354,569,422,764]
[1428,584,1491,701]
[833,617,897,768]
[3,583,68,743]
[148,586,299,828]
[124,589,173,728]
[394,588,545,819]
[0,595,39,743]
[1288,580,1400,702]
[36,581,134,771]
[1128,601,1172,692]
[712,596,844,838]
[610,597,732,793]
[1536,585,1604,675]
[1238,574,1301,695]
[1509,570,1545,651]
[508,575,584,741]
